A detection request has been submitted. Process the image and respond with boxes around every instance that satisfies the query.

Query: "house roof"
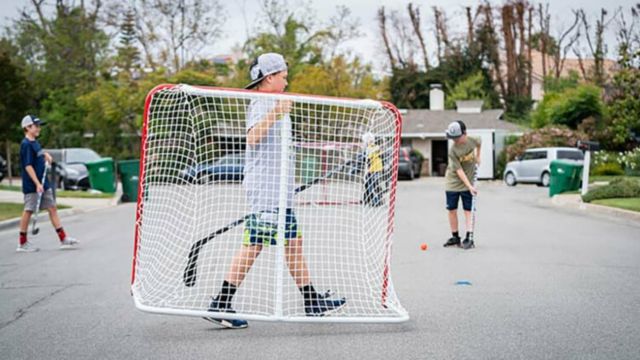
[400,108,521,136]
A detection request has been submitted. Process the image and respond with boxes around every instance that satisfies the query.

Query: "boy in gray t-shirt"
[204,53,346,329]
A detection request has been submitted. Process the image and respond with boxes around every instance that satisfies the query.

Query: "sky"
[1,0,637,72]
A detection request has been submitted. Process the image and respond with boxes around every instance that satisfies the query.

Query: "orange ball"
[420,243,428,251]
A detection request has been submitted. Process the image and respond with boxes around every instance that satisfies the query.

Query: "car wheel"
[505,172,517,186]
[541,172,550,187]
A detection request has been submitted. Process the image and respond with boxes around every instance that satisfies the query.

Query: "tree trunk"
[408,3,429,71]
[377,7,396,70]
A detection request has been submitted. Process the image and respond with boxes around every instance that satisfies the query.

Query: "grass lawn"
[0,202,71,221]
[591,198,640,212]
[55,190,114,199]
[0,184,21,191]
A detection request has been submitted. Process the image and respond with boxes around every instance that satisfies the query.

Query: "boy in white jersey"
[204,53,346,329]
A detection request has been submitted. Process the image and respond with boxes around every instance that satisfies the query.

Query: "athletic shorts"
[243,209,301,246]
[24,189,56,212]
[445,191,472,211]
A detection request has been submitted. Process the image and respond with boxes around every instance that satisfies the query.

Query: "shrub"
[591,162,625,176]
[505,126,588,162]
[582,178,640,202]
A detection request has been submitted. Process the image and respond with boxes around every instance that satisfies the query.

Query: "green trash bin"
[85,157,117,193]
[300,156,318,183]
[549,160,583,197]
[118,160,140,202]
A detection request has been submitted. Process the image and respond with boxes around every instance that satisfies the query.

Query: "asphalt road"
[1,178,639,360]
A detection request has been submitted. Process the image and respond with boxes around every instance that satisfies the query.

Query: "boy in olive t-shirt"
[443,121,481,250]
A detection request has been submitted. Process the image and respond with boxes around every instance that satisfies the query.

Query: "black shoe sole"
[305,300,347,317]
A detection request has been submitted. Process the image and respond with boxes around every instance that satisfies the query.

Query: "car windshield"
[66,149,101,163]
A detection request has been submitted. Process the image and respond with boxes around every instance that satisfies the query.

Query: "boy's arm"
[476,142,481,166]
[246,100,292,146]
[455,168,477,195]
[24,165,44,193]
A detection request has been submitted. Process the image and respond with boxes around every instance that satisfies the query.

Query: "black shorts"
[446,191,472,211]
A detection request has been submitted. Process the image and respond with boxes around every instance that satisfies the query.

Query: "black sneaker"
[305,296,347,316]
[462,239,475,250]
[443,236,461,247]
[203,297,248,329]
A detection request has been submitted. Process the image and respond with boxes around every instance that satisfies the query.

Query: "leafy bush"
[531,83,604,129]
[582,178,640,202]
[591,162,624,176]
[505,126,588,162]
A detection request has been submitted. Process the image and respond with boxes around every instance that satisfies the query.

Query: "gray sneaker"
[16,241,40,253]
[60,237,79,249]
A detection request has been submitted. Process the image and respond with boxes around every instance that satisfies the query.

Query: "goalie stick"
[182,149,368,287]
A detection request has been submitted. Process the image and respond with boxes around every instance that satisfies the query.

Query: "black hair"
[456,120,467,135]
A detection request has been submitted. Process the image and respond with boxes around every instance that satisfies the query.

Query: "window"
[557,150,584,161]
[522,151,547,160]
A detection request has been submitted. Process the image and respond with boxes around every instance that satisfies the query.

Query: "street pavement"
[1,178,638,360]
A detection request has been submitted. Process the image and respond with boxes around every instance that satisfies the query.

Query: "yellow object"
[368,145,383,173]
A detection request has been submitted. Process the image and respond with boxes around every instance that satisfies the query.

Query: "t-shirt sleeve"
[21,142,35,168]
[448,149,462,172]
[246,99,273,131]
[473,136,482,147]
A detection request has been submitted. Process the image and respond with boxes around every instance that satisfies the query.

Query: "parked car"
[503,147,584,187]
[0,155,7,183]
[45,148,102,190]
[181,152,245,184]
[398,147,422,180]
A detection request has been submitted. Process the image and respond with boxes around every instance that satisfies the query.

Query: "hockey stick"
[183,150,366,287]
[467,164,479,248]
[31,166,49,235]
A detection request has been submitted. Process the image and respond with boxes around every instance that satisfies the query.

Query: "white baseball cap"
[245,53,288,89]
[21,115,45,128]
[445,121,466,139]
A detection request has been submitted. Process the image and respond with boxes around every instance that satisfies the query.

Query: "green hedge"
[582,178,640,202]
[591,162,625,176]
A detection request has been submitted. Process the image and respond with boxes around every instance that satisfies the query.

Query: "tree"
[531,83,604,129]
[0,40,31,141]
[445,72,493,109]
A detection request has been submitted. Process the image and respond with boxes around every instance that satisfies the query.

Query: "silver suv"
[504,147,584,187]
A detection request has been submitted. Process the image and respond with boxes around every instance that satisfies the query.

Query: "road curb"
[551,194,640,222]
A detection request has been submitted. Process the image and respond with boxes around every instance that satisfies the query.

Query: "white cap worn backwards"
[245,53,288,89]
[445,121,466,139]
[21,115,45,129]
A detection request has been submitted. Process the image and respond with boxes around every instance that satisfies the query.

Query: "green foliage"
[599,51,640,150]
[543,71,580,93]
[505,126,587,162]
[591,162,625,176]
[531,84,604,129]
[445,72,492,109]
[582,177,640,202]
[0,40,32,141]
[495,135,521,178]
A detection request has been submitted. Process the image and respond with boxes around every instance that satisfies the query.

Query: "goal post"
[131,84,408,323]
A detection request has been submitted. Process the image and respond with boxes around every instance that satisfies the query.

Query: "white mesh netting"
[131,84,408,323]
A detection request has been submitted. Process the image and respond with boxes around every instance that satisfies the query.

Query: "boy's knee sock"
[299,284,320,305]
[216,280,237,307]
[56,227,66,242]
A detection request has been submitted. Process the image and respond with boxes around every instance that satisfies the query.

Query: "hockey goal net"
[131,84,408,323]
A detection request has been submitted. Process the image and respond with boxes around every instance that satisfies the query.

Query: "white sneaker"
[16,241,40,253]
[60,237,79,250]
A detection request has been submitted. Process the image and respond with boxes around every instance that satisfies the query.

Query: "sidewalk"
[551,193,640,222]
[0,188,121,231]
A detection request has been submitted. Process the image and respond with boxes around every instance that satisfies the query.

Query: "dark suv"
[45,148,102,190]
[398,147,422,180]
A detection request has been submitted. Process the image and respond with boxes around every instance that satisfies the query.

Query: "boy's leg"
[225,245,263,286]
[461,191,475,249]
[285,237,310,287]
[444,192,462,247]
[17,193,39,252]
[41,190,77,247]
